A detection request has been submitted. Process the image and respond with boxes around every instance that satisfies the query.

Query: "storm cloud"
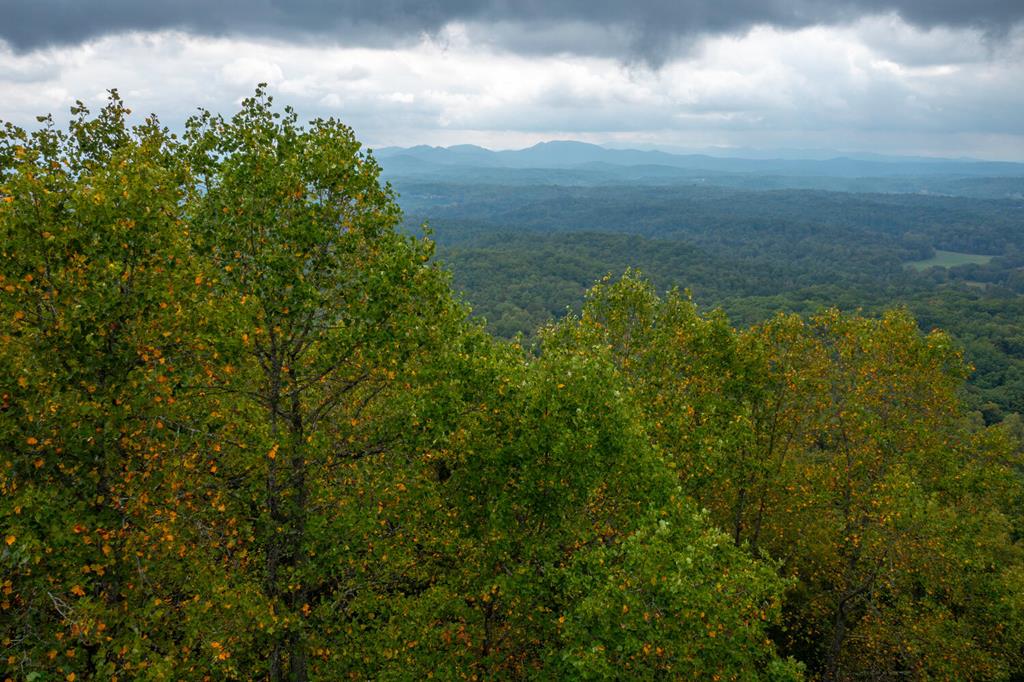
[4,0,1024,61]
[1,3,1022,159]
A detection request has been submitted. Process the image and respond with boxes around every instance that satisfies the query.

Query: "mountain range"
[374,141,1024,198]
[374,140,1024,178]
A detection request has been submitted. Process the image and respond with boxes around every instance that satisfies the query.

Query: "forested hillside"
[2,92,1023,681]
[389,182,1024,420]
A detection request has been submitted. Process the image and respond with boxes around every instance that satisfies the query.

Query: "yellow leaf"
[26,437,37,445]
[4,535,14,546]
[70,585,85,596]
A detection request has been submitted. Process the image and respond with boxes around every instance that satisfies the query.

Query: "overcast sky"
[2,1,1023,159]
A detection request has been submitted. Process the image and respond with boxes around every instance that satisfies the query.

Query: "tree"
[178,86,468,680]
[0,93,199,677]
[405,342,800,679]
[0,86,473,680]
[547,274,1024,679]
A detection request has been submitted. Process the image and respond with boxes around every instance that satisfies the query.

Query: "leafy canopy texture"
[1,92,1021,681]
[545,273,1024,680]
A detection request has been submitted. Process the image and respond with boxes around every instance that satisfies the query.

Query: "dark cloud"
[3,0,1023,61]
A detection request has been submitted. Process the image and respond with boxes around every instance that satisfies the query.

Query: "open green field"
[908,249,994,270]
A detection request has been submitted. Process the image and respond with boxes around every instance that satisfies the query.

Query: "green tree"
[547,273,1024,680]
[0,93,199,677]
[394,342,801,679]
[178,86,469,680]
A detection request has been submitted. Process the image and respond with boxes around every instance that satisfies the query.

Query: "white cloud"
[0,18,1021,159]
[220,57,285,87]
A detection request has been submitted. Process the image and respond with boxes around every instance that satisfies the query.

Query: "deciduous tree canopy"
[1,90,1021,681]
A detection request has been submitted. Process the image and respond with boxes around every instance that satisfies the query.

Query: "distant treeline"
[390,182,1024,419]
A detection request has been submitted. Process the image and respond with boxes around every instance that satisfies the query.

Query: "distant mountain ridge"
[374,140,1024,178]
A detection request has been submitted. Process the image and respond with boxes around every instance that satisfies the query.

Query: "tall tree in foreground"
[424,345,802,680]
[0,94,199,677]
[547,273,1024,680]
[179,87,468,680]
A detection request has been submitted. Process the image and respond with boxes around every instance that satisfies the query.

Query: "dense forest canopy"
[386,181,1024,420]
[1,91,1023,681]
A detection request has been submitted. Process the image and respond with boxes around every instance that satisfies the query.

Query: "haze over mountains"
[377,141,1023,173]
[376,141,1024,198]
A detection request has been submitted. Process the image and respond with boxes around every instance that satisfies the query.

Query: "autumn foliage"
[1,90,1022,680]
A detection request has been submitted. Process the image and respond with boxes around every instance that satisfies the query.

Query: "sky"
[2,1,1023,160]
